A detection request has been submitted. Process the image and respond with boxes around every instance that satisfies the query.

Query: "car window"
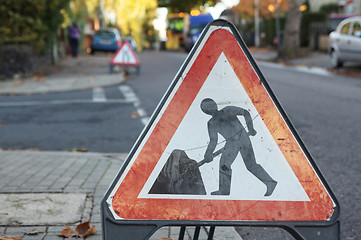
[340,22,351,35]
[95,31,115,38]
[352,21,361,36]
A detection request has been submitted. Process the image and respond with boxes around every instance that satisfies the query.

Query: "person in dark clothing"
[201,98,277,196]
[69,22,80,57]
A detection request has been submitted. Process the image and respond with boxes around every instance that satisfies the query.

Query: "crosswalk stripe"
[93,87,106,102]
[119,85,149,126]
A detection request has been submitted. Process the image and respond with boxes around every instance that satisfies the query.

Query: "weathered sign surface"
[102,19,339,240]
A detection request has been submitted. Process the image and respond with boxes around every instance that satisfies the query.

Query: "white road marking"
[1,86,149,126]
[92,87,106,102]
[119,85,149,126]
[258,62,332,76]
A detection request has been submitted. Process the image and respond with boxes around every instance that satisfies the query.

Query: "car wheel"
[330,50,343,68]
[90,49,95,55]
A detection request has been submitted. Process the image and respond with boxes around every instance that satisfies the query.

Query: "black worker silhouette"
[201,98,277,196]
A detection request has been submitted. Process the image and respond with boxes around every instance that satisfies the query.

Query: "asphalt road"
[0,51,360,239]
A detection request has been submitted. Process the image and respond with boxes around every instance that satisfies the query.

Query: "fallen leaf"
[26,148,41,151]
[70,148,88,152]
[76,222,96,238]
[0,236,23,240]
[60,226,77,238]
[75,221,90,236]
[32,76,47,82]
[89,78,96,83]
[60,222,97,238]
[84,225,97,238]
[131,112,139,119]
[12,80,25,88]
[0,124,4,127]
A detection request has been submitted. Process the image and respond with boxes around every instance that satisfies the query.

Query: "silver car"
[329,16,361,68]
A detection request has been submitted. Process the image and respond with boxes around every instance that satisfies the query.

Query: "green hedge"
[261,11,325,47]
[300,12,326,47]
[261,17,286,46]
[0,0,70,53]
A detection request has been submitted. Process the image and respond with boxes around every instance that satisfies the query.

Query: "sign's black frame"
[101,19,340,240]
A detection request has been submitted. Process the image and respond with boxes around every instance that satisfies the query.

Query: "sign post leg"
[207,226,215,240]
[178,226,186,240]
[193,226,201,240]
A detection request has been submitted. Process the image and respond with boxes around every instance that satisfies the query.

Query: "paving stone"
[1,156,40,190]
[81,195,93,222]
[23,233,46,240]
[47,226,67,234]
[85,234,102,240]
[43,233,63,240]
[5,226,46,236]
[0,193,86,225]
[0,151,243,240]
[0,154,25,187]
[48,158,80,190]
[51,158,88,190]
[63,164,98,193]
[19,157,59,191]
[81,160,110,190]
[90,213,101,223]
[149,226,190,240]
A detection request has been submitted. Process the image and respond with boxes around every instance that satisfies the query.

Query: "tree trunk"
[280,0,302,58]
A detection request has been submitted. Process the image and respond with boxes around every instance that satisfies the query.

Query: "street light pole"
[255,0,260,47]
[275,0,281,55]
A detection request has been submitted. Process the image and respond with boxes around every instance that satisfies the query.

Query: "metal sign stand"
[101,19,340,240]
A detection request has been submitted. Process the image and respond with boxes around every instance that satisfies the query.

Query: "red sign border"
[110,41,140,66]
[107,23,338,223]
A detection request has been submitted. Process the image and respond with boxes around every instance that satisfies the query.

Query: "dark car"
[90,28,122,54]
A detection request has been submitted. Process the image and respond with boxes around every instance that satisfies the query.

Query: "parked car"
[329,16,361,68]
[90,28,121,54]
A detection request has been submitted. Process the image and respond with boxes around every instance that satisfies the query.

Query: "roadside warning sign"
[102,20,339,240]
[110,41,139,66]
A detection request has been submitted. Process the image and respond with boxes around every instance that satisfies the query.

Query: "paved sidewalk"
[0,55,125,96]
[0,151,242,240]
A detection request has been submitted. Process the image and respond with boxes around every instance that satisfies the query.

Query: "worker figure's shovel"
[149,148,223,195]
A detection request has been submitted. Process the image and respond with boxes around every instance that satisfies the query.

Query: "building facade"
[309,0,361,15]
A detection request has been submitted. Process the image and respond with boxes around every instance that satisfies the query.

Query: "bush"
[300,12,326,47]
[0,0,70,78]
[0,0,70,53]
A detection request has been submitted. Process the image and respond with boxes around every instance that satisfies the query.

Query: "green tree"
[109,0,158,51]
[0,0,70,52]
[160,0,215,13]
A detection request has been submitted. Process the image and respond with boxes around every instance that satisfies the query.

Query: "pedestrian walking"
[69,22,80,57]
[201,98,277,196]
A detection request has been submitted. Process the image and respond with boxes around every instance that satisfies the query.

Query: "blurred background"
[1,0,359,78]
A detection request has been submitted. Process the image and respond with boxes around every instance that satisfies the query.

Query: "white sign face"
[139,52,309,201]
[111,42,139,65]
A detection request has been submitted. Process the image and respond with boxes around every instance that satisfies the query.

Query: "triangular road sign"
[110,41,139,66]
[102,20,339,239]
